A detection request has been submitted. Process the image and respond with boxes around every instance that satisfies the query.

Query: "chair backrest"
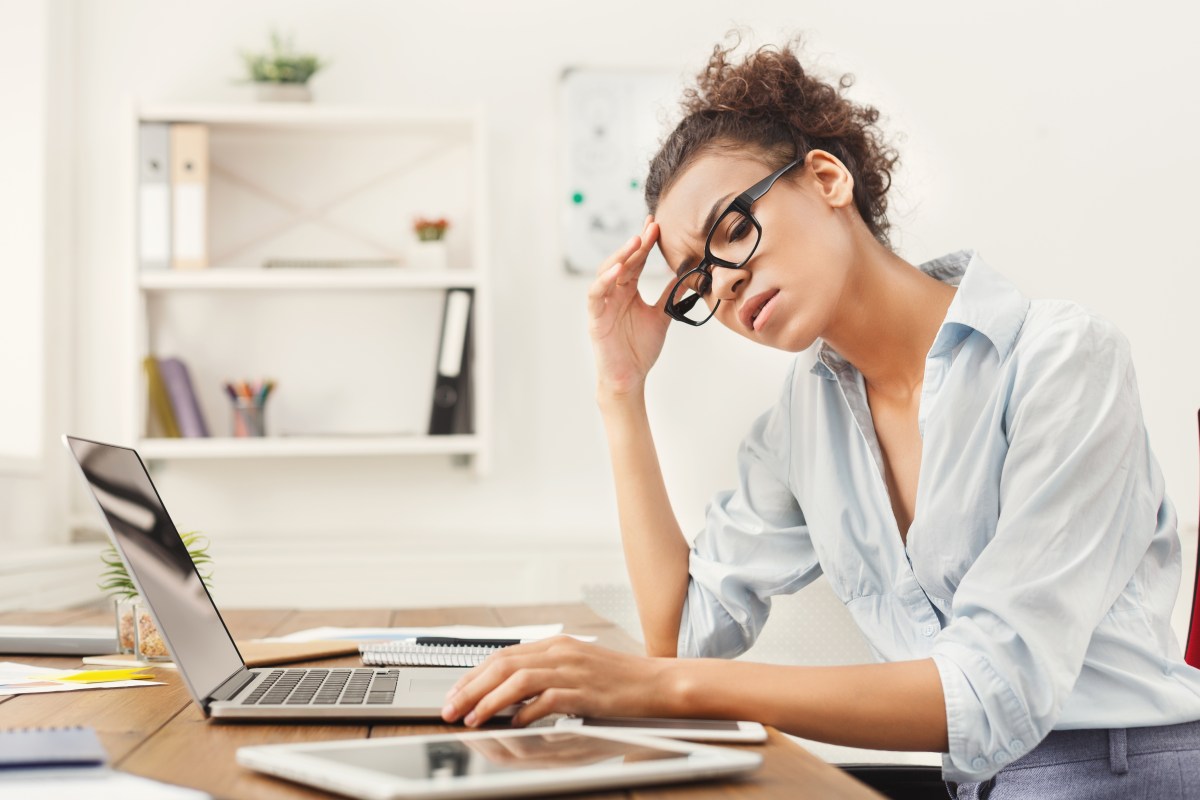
[1186,409,1200,668]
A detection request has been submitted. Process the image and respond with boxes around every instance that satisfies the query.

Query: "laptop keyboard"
[240,668,401,706]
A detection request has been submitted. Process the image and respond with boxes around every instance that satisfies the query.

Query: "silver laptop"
[64,434,486,721]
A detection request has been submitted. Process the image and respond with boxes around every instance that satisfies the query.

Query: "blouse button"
[922,624,936,637]
[1010,739,1024,751]
[971,756,988,770]
[994,751,1011,765]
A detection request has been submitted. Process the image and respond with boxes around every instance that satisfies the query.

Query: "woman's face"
[654,149,859,352]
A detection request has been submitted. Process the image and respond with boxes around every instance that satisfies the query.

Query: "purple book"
[157,357,210,437]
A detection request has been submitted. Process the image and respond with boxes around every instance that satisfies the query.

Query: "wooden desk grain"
[0,605,881,799]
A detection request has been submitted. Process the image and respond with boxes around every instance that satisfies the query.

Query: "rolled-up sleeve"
[931,312,1163,782]
[679,360,823,659]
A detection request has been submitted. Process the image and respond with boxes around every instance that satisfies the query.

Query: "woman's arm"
[599,391,690,657]
[586,217,691,656]
[674,656,947,751]
[440,637,948,752]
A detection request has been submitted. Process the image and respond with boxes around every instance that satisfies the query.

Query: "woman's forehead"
[656,154,767,267]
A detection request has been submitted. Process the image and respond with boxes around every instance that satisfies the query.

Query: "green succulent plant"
[241,31,326,85]
[99,531,213,600]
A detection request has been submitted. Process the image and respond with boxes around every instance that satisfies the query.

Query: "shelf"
[138,268,482,291]
[137,103,477,131]
[137,435,481,460]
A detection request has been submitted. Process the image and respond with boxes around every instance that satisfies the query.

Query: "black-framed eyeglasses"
[664,156,803,326]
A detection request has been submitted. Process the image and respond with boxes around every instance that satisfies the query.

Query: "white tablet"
[237,728,762,800]
[556,715,768,743]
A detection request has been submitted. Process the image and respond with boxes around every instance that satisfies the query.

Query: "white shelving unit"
[127,102,490,471]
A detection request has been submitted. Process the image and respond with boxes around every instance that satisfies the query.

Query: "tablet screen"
[293,732,688,779]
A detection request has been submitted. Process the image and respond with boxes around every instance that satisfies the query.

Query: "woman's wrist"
[596,382,647,413]
[648,656,695,718]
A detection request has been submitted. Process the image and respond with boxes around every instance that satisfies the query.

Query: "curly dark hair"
[645,36,900,246]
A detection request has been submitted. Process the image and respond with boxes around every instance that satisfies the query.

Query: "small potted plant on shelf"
[410,216,450,270]
[100,532,213,662]
[240,31,326,102]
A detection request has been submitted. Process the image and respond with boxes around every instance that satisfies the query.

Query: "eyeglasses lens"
[668,209,759,325]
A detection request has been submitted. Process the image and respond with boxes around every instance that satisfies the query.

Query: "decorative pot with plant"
[240,31,326,103]
[411,217,450,270]
[100,531,213,661]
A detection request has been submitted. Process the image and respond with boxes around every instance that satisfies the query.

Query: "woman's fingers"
[619,221,659,286]
[511,687,582,727]
[586,262,623,320]
[443,642,552,720]
[463,666,559,728]
[598,229,643,277]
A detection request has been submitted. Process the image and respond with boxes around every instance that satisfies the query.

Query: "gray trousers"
[948,719,1200,800]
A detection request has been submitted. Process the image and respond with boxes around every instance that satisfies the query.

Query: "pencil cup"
[232,400,266,437]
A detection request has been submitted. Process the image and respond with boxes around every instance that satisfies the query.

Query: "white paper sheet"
[0,768,210,799]
[0,662,164,696]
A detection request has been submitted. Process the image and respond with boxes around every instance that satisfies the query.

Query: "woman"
[442,39,1200,796]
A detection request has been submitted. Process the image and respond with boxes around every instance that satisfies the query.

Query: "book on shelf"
[142,356,181,438]
[157,356,209,438]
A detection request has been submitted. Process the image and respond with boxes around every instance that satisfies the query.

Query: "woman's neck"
[821,245,957,403]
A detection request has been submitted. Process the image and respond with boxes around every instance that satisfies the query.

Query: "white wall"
[0,0,72,552]
[62,1,1200,606]
[0,0,47,465]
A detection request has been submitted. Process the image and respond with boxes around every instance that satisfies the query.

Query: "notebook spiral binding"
[358,642,504,667]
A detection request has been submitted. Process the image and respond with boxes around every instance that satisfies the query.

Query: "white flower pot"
[409,240,448,271]
[254,83,312,103]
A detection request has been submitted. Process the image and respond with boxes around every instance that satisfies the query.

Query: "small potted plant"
[410,217,450,270]
[240,31,326,102]
[100,532,213,661]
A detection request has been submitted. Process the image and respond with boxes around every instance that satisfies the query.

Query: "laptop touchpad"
[409,678,457,694]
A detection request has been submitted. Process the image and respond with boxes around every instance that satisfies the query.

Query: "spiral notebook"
[359,637,519,667]
[0,726,108,769]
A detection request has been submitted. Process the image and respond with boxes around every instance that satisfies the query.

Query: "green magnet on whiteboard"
[572,192,585,204]
[630,179,639,189]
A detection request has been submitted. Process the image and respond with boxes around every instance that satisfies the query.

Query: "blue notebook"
[0,727,108,769]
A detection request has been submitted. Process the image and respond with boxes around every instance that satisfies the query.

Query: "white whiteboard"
[560,68,679,274]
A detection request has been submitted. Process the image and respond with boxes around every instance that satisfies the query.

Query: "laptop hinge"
[209,667,256,704]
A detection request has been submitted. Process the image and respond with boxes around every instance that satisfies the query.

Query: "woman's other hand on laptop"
[441,636,678,728]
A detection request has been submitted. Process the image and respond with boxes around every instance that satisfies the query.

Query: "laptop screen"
[64,436,243,706]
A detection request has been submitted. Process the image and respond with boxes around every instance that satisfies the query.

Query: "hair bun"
[646,35,899,247]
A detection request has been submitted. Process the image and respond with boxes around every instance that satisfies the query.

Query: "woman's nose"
[709,265,747,300]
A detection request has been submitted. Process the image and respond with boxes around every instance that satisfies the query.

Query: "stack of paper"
[0,662,162,696]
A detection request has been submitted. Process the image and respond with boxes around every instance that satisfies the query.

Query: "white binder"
[138,123,171,271]
[170,123,209,270]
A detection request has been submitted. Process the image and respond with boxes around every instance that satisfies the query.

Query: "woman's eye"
[728,218,749,242]
[687,271,712,296]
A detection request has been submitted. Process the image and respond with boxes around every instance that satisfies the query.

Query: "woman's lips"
[745,289,780,332]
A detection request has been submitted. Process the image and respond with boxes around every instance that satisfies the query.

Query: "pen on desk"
[413,637,522,647]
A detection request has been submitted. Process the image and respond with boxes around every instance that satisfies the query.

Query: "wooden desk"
[0,604,881,799]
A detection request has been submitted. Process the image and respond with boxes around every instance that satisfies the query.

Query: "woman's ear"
[805,149,855,209]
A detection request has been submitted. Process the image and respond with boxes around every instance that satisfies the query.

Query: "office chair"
[1187,410,1200,669]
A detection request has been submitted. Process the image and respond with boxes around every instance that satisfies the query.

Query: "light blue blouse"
[677,249,1200,782]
